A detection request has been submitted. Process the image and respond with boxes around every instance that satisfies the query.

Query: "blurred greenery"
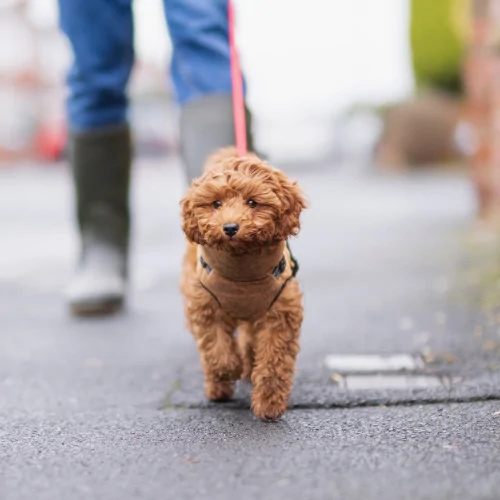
[410,0,468,94]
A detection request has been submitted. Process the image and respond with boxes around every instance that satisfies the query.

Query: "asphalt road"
[1,159,499,500]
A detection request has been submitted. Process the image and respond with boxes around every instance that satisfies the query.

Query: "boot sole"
[70,297,124,317]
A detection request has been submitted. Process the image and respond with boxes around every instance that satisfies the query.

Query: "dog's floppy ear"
[180,189,204,244]
[273,169,307,239]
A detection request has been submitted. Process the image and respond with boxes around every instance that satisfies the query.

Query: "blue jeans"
[59,0,235,131]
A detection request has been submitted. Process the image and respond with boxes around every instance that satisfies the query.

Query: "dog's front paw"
[205,380,235,402]
[251,391,288,422]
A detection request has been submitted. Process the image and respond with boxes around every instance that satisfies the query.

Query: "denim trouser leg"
[58,0,134,132]
[164,0,240,105]
[59,0,241,130]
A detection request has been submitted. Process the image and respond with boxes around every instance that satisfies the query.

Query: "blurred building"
[0,1,67,162]
[238,0,414,164]
[0,0,176,164]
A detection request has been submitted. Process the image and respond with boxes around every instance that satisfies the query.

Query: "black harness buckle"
[272,256,287,279]
[200,256,212,274]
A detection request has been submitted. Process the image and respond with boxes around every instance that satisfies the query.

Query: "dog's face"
[181,154,306,250]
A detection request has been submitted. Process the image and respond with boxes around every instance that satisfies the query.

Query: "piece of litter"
[484,341,500,351]
[330,373,344,383]
[421,350,459,365]
[443,353,460,363]
[422,348,435,363]
[493,412,500,416]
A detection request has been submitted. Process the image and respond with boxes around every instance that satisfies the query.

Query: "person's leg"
[164,0,254,179]
[59,0,134,315]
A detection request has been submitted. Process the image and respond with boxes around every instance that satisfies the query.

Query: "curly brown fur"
[180,147,306,421]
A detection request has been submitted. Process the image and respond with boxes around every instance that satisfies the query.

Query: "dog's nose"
[223,222,239,237]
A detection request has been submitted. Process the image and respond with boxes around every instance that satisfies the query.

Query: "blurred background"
[0,0,476,175]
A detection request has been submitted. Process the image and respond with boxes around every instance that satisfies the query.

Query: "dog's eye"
[213,201,222,209]
[247,200,258,208]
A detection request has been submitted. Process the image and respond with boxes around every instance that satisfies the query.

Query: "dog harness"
[197,241,298,321]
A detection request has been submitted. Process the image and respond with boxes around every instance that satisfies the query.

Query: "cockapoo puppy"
[180,147,306,421]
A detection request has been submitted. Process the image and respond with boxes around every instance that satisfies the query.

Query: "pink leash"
[228,0,247,157]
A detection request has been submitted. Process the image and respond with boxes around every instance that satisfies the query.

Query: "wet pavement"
[1,158,500,499]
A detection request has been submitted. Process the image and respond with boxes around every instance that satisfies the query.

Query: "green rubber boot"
[179,94,254,180]
[66,126,132,316]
